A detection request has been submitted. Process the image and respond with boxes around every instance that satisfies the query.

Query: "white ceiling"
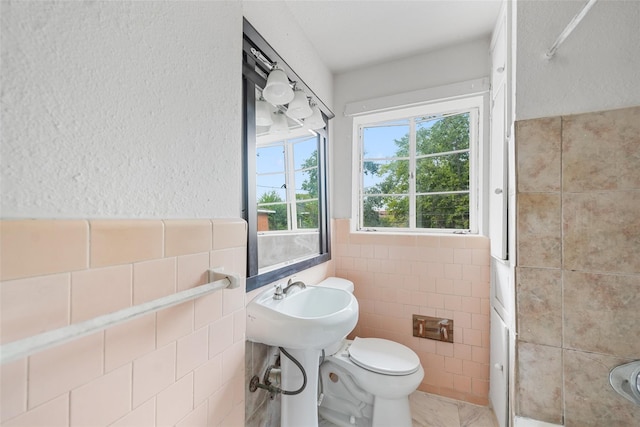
[283,0,503,74]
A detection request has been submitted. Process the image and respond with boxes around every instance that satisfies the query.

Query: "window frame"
[352,96,484,234]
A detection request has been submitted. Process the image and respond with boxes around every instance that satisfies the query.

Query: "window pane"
[296,200,319,229]
[362,195,409,228]
[416,113,469,155]
[293,137,317,169]
[256,173,286,202]
[416,152,469,193]
[295,169,317,200]
[363,159,409,195]
[416,194,469,229]
[257,202,289,231]
[257,145,285,174]
[363,122,410,159]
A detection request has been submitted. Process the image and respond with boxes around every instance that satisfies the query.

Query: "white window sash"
[354,96,483,234]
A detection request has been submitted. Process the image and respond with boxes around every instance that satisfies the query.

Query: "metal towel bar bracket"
[0,268,241,365]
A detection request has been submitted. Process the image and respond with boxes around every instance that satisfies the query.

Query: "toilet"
[313,277,424,427]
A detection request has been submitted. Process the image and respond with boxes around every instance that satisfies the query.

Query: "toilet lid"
[348,337,420,376]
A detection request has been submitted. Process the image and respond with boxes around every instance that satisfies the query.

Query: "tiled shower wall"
[514,106,640,426]
[333,220,491,406]
[0,219,247,427]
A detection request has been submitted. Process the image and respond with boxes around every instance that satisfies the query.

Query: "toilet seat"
[348,337,420,376]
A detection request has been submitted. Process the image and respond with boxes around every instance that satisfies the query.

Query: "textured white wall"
[331,38,491,218]
[1,1,243,219]
[516,0,640,120]
[1,1,332,220]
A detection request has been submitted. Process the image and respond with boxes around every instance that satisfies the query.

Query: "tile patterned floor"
[410,391,499,427]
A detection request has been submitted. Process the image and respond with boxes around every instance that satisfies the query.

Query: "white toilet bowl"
[314,278,425,427]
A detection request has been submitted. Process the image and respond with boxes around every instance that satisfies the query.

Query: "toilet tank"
[315,277,354,293]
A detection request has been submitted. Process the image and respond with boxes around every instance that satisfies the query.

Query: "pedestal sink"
[246,284,359,427]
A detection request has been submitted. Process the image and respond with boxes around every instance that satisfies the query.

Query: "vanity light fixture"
[263,65,294,105]
[256,97,273,126]
[286,87,313,119]
[269,110,290,135]
[249,47,326,131]
[304,103,326,130]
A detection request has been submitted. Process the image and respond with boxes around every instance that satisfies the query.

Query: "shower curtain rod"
[0,269,240,365]
[546,0,599,59]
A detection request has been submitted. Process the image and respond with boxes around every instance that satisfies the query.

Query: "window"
[354,97,482,233]
[256,133,319,233]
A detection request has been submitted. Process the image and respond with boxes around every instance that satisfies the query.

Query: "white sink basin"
[246,285,359,349]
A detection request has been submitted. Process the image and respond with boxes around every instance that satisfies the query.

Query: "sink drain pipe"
[249,347,307,397]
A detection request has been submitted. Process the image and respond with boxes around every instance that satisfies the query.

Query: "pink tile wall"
[0,219,247,427]
[333,219,491,405]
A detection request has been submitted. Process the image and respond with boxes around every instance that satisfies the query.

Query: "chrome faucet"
[273,284,284,300]
[283,278,306,295]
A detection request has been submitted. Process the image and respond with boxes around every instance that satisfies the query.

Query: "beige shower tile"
[564,349,640,427]
[517,236,562,269]
[517,193,562,269]
[90,220,163,268]
[563,191,640,274]
[0,273,70,344]
[563,106,640,192]
[516,341,563,424]
[517,193,561,235]
[0,220,88,280]
[164,220,212,256]
[516,267,562,347]
[564,271,640,358]
[71,264,132,323]
[212,219,247,250]
[515,117,562,193]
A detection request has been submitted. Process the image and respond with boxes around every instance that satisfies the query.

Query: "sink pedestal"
[245,284,359,426]
[281,348,321,427]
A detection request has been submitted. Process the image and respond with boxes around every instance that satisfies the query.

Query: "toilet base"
[318,357,417,427]
[372,396,412,427]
